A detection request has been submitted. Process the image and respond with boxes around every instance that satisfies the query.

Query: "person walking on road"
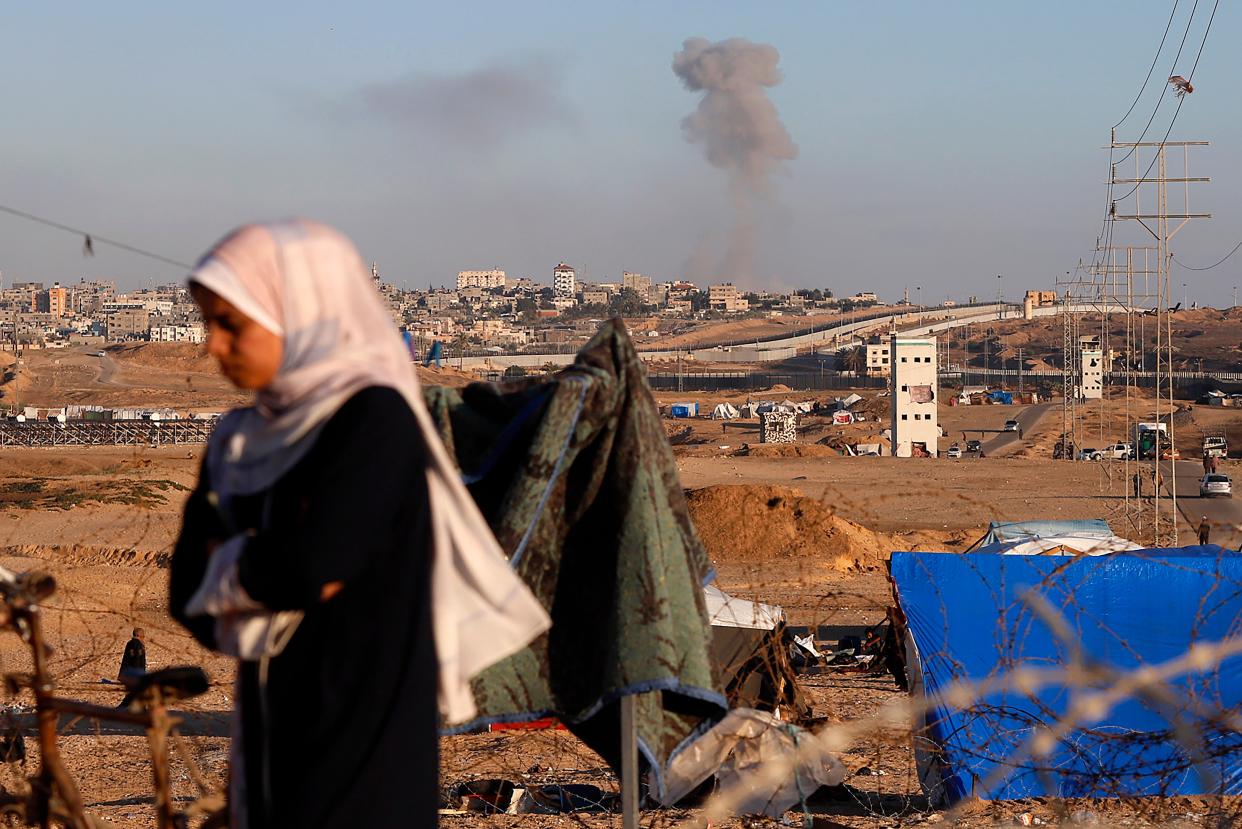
[1198,516,1212,545]
[1132,472,1143,499]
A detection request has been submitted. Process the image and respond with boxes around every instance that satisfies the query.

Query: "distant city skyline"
[1,2,1239,304]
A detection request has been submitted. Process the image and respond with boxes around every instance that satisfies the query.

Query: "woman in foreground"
[169,220,548,828]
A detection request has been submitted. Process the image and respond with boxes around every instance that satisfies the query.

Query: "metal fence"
[646,369,1242,394]
[0,419,215,448]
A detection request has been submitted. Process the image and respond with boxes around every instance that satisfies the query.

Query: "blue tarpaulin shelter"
[892,550,1242,805]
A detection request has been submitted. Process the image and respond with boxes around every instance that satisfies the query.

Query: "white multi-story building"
[457,269,506,290]
[150,323,206,344]
[865,338,891,377]
[553,263,576,297]
[889,334,938,457]
[1079,335,1104,399]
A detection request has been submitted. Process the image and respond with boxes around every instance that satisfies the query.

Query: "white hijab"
[189,219,549,724]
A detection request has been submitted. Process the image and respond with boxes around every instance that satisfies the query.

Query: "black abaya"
[170,386,437,827]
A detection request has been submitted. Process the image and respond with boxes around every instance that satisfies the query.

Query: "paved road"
[1163,459,1242,549]
[980,402,1053,455]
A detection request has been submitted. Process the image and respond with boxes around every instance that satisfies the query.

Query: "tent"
[704,585,804,717]
[968,519,1140,556]
[973,534,1142,556]
[711,403,740,420]
[837,393,863,410]
[971,519,1114,548]
[891,550,1242,806]
[704,585,783,629]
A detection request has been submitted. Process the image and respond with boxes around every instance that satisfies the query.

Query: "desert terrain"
[0,343,1238,826]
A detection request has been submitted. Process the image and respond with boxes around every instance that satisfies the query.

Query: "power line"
[1113,0,1182,129]
[1110,0,1218,205]
[0,204,192,270]
[1172,240,1242,271]
[1089,1,1192,273]
[1112,0,1198,167]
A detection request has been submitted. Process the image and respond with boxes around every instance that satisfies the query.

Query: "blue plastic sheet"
[891,550,1242,803]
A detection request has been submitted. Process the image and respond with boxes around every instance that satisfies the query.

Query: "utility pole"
[1110,131,1210,545]
[997,274,1004,319]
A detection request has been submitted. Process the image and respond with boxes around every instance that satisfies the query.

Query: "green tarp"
[426,320,725,793]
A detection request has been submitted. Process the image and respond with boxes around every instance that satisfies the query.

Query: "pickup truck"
[1097,443,1133,460]
[1204,436,1228,458]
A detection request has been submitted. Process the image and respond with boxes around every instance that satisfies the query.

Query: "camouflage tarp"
[426,320,725,793]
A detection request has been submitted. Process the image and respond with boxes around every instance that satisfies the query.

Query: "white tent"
[711,402,740,420]
[704,584,783,630]
[983,534,1143,556]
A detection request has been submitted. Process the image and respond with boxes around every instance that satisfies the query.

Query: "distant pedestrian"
[1132,473,1143,498]
[116,628,146,709]
[1199,516,1211,545]
[1204,454,1213,475]
[118,627,146,678]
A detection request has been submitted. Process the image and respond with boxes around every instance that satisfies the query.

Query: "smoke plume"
[354,56,575,152]
[673,37,797,283]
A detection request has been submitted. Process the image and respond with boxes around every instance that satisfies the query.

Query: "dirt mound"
[110,342,215,373]
[685,484,897,572]
[0,544,169,568]
[417,365,476,388]
[738,443,839,458]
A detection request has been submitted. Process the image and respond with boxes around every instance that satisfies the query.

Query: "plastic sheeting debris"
[658,708,845,817]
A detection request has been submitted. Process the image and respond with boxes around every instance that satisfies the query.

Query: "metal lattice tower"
[1109,134,1210,545]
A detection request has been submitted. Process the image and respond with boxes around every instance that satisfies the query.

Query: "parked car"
[1077,447,1101,461]
[1161,448,1183,460]
[1201,474,1232,498]
[946,444,962,459]
[965,439,982,453]
[1098,443,1134,460]
[1003,420,1019,432]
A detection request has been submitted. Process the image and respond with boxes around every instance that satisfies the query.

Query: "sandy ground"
[0,441,1224,827]
[0,344,1237,825]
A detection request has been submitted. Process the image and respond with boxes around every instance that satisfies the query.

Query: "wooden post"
[620,695,638,829]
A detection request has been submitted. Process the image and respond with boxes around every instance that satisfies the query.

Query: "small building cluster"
[0,279,203,348]
[0,261,911,357]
